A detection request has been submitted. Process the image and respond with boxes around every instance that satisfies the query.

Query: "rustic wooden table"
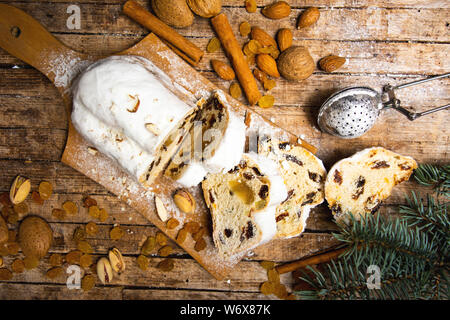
[0,0,448,300]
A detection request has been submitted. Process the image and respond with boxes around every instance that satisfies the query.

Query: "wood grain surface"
[0,0,448,300]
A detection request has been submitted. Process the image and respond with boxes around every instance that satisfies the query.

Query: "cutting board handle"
[0,4,87,90]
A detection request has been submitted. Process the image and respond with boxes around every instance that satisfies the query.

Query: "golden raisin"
[6,242,19,255]
[254,68,268,83]
[192,227,206,242]
[206,37,221,53]
[66,250,82,265]
[31,191,44,205]
[52,208,66,220]
[194,238,207,252]
[157,258,174,272]
[176,228,188,244]
[13,202,28,215]
[184,221,200,234]
[260,281,275,295]
[98,208,109,222]
[0,268,13,280]
[62,201,78,215]
[85,222,98,236]
[267,268,280,283]
[141,236,156,255]
[239,21,251,37]
[110,226,125,240]
[136,255,149,271]
[73,227,86,243]
[259,261,275,270]
[88,206,100,219]
[80,254,93,268]
[273,283,288,299]
[158,245,173,257]
[77,241,93,254]
[258,95,275,108]
[166,218,180,230]
[82,197,97,208]
[263,79,276,91]
[49,253,64,267]
[245,0,257,13]
[46,266,63,279]
[23,255,39,270]
[229,82,242,99]
[38,181,53,200]
[243,43,254,57]
[11,259,24,273]
[248,40,262,54]
[0,244,9,256]
[81,274,95,291]
[155,232,167,246]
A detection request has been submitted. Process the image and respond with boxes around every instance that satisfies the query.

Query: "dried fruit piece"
[173,189,196,214]
[184,221,200,234]
[176,228,188,244]
[23,255,39,269]
[194,238,207,252]
[52,208,66,220]
[49,253,64,267]
[38,181,53,200]
[10,176,31,205]
[260,281,275,295]
[7,212,19,224]
[66,250,82,265]
[229,82,242,99]
[110,226,125,240]
[206,37,221,53]
[239,21,251,37]
[141,236,156,255]
[186,0,222,18]
[166,218,180,230]
[97,257,113,284]
[11,259,24,273]
[62,201,78,215]
[77,241,93,254]
[258,95,275,108]
[263,79,276,91]
[81,274,95,291]
[73,227,86,243]
[0,244,8,256]
[192,227,206,242]
[80,254,93,268]
[88,205,100,219]
[0,268,13,280]
[156,232,167,246]
[157,258,174,272]
[267,268,280,283]
[85,222,99,236]
[262,1,291,19]
[31,191,44,205]
[211,59,236,81]
[159,245,173,257]
[6,242,19,255]
[136,255,149,271]
[256,54,279,78]
[277,28,293,52]
[247,39,262,55]
[297,7,320,29]
[98,208,109,222]
[83,197,97,208]
[155,196,169,222]
[13,202,28,215]
[108,248,125,274]
[260,261,276,270]
[46,266,63,279]
[273,283,288,299]
[245,0,257,13]
[319,55,346,72]
[254,68,268,83]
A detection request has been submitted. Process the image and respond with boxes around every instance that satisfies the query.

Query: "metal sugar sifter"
[317,73,450,139]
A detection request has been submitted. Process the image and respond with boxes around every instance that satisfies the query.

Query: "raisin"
[38,181,53,200]
[399,163,411,171]
[98,208,109,222]
[284,154,303,166]
[260,281,275,295]
[267,268,280,283]
[245,0,257,13]
[192,227,206,242]
[242,172,255,180]
[244,221,254,239]
[110,226,125,240]
[251,167,263,176]
[66,250,82,265]
[31,191,44,205]
[13,202,28,215]
[371,160,390,169]
[49,253,64,267]
[155,232,167,246]
[11,259,24,273]
[273,283,288,299]
[52,208,66,220]
[176,228,188,244]
[229,82,242,99]
[166,218,180,230]
[258,95,275,108]
[136,255,149,271]
[282,190,295,204]
[194,238,207,252]
[258,185,269,199]
[259,261,275,270]
[62,201,78,215]
[224,229,233,238]
[23,256,39,270]
[46,266,63,279]
[83,197,97,208]
[0,268,13,280]
[73,227,86,243]
[331,204,342,215]
[157,258,175,272]
[80,254,93,268]
[81,274,95,291]
[88,206,100,219]
[77,241,93,254]
[308,171,320,183]
[159,245,173,257]
[356,176,366,188]
[352,176,366,200]
[276,212,289,222]
[184,221,200,234]
[206,37,221,53]
[278,142,290,150]
[141,236,156,255]
[334,170,343,185]
[85,222,99,236]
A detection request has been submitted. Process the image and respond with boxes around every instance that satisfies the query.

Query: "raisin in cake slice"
[202,153,287,259]
[258,137,327,239]
[325,147,417,221]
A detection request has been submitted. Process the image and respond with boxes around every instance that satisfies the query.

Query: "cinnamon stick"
[276,246,348,274]
[123,0,203,64]
[211,13,261,105]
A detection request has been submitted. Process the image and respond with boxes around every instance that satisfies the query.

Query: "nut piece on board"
[256,54,280,78]
[10,176,31,205]
[108,248,125,274]
[187,0,222,18]
[262,1,291,20]
[277,46,315,81]
[151,0,194,28]
[97,257,113,284]
[277,28,293,52]
[297,7,320,29]
[155,196,170,222]
[319,55,346,72]
[173,189,196,214]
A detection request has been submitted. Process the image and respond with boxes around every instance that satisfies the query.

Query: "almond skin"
[151,0,194,28]
[211,59,236,80]
[187,0,222,18]
[297,7,320,29]
[319,55,346,72]
[262,1,291,20]
[250,27,277,48]
[256,54,280,78]
[277,28,293,52]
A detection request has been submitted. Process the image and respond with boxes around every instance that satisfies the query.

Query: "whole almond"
[250,27,277,48]
[319,55,346,72]
[10,176,31,205]
[297,7,320,29]
[173,189,195,214]
[277,28,293,52]
[256,54,280,78]
[262,1,291,20]
[211,59,236,80]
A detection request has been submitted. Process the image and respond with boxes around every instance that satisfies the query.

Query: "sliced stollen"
[202,153,287,258]
[258,137,327,239]
[325,147,417,221]
[72,55,199,186]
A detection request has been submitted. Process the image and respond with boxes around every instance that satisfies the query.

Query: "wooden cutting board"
[0,4,317,280]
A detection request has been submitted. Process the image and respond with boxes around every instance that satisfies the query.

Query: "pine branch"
[414,164,450,197]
